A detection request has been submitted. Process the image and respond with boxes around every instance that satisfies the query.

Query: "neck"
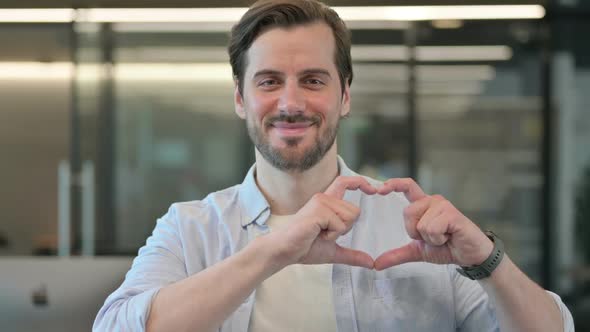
[254,144,339,215]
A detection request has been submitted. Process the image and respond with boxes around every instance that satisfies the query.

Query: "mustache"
[265,114,321,126]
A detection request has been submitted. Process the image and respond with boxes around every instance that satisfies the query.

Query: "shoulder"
[163,184,243,228]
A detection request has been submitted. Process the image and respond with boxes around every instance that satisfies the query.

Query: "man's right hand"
[269,176,377,269]
[145,176,376,332]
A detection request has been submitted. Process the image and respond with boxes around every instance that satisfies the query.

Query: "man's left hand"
[373,178,494,271]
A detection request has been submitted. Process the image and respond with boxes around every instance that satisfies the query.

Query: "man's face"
[234,22,350,172]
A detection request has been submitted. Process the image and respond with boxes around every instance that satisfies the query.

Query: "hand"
[374,178,494,271]
[272,176,377,269]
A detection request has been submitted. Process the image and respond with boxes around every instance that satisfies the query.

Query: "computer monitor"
[0,257,133,332]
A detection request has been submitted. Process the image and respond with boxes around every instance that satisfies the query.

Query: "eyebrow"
[252,69,283,80]
[299,68,332,78]
[252,68,332,79]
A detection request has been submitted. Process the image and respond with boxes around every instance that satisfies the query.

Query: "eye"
[305,78,324,85]
[259,79,278,87]
[303,78,326,90]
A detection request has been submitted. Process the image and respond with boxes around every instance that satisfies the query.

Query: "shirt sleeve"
[546,291,575,332]
[450,265,500,332]
[93,204,188,332]
[451,265,575,332]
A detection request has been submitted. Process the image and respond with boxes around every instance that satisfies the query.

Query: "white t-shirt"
[248,215,338,332]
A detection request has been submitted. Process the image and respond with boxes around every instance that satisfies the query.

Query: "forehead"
[244,22,337,77]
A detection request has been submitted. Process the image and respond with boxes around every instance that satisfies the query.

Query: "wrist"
[480,253,512,284]
[475,235,495,265]
[458,230,505,280]
[252,233,292,275]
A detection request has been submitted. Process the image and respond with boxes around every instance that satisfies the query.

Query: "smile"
[271,121,315,136]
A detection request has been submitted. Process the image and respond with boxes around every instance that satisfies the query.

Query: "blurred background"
[0,0,588,330]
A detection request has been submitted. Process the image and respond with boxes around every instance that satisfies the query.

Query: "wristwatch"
[457,231,504,280]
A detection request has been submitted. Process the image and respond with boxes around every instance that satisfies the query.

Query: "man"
[94,0,574,331]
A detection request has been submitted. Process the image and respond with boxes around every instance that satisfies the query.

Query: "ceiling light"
[351,81,484,95]
[342,21,409,30]
[431,20,464,29]
[0,62,73,80]
[0,9,74,22]
[334,5,545,21]
[114,47,229,63]
[113,63,232,81]
[352,45,512,62]
[0,6,544,23]
[112,22,235,33]
[416,65,496,81]
[78,8,247,23]
[109,45,510,64]
[353,64,495,82]
[0,62,495,83]
[417,46,512,61]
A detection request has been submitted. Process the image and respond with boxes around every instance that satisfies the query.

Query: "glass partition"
[415,19,546,281]
[73,22,411,254]
[0,24,71,256]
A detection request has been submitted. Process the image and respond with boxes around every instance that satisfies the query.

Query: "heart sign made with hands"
[277,176,493,271]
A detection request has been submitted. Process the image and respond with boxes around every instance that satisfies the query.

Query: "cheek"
[309,94,341,120]
[246,92,277,120]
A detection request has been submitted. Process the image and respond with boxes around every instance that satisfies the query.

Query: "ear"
[339,81,351,118]
[234,77,246,119]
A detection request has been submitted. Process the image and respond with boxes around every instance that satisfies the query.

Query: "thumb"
[373,241,423,271]
[332,244,374,269]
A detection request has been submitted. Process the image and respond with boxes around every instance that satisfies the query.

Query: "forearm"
[479,255,563,332]
[146,236,285,332]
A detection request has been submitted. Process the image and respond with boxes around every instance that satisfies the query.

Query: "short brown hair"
[228,0,353,96]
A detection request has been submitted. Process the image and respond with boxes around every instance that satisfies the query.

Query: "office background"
[0,0,588,330]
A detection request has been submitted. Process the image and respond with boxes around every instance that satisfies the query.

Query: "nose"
[277,79,305,115]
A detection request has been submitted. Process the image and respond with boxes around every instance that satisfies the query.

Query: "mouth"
[271,121,315,136]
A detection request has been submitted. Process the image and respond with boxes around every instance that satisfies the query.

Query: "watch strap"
[457,231,504,280]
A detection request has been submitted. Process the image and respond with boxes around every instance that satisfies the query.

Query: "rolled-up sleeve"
[93,204,188,331]
[452,263,575,332]
[546,291,575,332]
[451,266,500,332]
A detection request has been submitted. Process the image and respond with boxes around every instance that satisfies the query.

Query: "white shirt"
[248,215,338,332]
[94,157,574,332]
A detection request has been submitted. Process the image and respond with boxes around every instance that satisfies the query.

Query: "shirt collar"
[238,155,362,227]
[238,164,270,227]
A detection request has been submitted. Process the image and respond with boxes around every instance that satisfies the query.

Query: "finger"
[373,241,423,271]
[418,216,449,246]
[378,178,426,202]
[331,244,374,269]
[423,212,452,246]
[325,176,377,199]
[320,210,347,242]
[310,195,357,240]
[322,195,361,226]
[404,195,435,222]
[425,230,450,246]
[415,196,446,244]
[403,196,435,240]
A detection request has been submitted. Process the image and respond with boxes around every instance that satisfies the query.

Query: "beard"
[247,113,339,172]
